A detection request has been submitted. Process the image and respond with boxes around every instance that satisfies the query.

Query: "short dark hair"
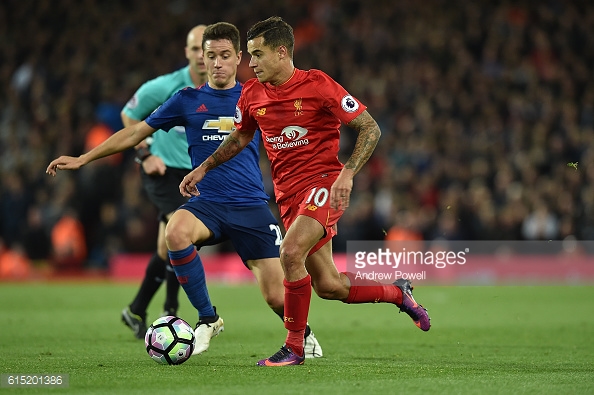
[203,22,241,54]
[247,16,294,58]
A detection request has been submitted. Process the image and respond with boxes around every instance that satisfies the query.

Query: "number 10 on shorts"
[306,187,329,209]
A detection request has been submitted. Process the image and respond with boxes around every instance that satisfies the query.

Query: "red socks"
[283,275,311,356]
[343,272,402,305]
[281,272,402,356]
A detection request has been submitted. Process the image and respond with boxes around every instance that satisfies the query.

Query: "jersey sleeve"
[122,77,174,121]
[144,90,186,132]
[233,81,259,134]
[312,71,367,124]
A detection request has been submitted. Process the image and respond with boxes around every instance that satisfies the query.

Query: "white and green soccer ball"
[145,316,195,365]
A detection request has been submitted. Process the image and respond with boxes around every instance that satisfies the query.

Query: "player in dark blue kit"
[46,22,322,358]
[120,25,208,338]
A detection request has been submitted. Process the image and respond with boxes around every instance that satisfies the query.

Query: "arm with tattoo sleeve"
[344,110,381,174]
[330,110,381,209]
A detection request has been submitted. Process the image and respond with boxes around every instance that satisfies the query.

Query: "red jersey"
[234,68,366,202]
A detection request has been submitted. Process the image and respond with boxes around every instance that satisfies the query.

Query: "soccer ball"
[144,316,195,365]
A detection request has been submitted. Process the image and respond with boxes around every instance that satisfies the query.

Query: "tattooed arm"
[179,129,256,197]
[344,111,382,174]
[330,110,381,209]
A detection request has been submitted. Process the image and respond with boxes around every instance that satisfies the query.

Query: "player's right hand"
[46,156,85,176]
[179,168,205,197]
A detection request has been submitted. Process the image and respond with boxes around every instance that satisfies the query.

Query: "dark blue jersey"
[145,82,269,206]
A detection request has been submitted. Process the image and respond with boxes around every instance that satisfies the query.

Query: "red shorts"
[278,175,344,256]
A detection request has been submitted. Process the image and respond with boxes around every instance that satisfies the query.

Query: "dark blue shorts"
[178,200,282,266]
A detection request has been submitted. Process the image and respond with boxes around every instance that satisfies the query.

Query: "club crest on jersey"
[341,95,359,113]
[294,98,303,116]
[234,105,242,124]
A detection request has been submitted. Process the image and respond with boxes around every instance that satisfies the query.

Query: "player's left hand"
[330,169,354,209]
[46,156,85,176]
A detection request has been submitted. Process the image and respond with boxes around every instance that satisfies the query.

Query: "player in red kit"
[179,16,431,367]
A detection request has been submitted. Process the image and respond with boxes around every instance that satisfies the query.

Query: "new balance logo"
[196,104,208,112]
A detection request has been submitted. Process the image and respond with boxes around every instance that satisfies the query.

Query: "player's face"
[247,36,282,84]
[186,29,206,77]
[204,39,241,90]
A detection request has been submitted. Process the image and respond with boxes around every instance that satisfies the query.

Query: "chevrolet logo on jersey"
[202,117,235,141]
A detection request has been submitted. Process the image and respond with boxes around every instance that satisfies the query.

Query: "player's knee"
[279,243,307,270]
[165,222,190,251]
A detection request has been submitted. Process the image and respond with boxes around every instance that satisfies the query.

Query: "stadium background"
[1,0,594,280]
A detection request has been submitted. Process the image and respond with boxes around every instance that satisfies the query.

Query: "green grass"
[0,282,592,394]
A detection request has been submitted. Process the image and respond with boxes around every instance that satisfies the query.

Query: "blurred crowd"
[2,0,594,275]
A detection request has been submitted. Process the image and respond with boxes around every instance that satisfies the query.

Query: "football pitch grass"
[1,282,592,394]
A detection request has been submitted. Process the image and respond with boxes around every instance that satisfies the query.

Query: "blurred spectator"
[0,173,30,247]
[50,209,87,270]
[0,239,32,280]
[22,205,52,262]
[522,200,560,240]
[385,210,424,242]
[86,202,126,269]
